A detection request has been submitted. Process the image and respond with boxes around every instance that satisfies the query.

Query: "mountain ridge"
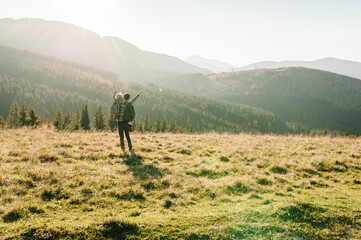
[239,57,361,80]
[0,18,212,83]
[185,55,235,73]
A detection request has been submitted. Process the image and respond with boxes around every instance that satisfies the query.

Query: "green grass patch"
[257,178,273,186]
[270,165,288,174]
[277,201,356,239]
[220,156,230,162]
[163,200,173,208]
[41,188,70,201]
[186,169,228,179]
[227,181,253,195]
[2,208,26,223]
[109,188,146,201]
[177,149,192,155]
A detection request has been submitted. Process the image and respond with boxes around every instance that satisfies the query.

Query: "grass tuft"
[270,166,288,174]
[2,208,26,223]
[163,200,173,209]
[162,156,174,162]
[8,151,21,157]
[220,156,230,162]
[354,179,361,185]
[178,149,192,155]
[227,181,252,195]
[257,178,273,186]
[249,194,263,199]
[28,206,45,214]
[310,180,329,188]
[81,187,94,197]
[39,154,58,163]
[130,210,141,217]
[109,188,146,201]
[141,180,170,191]
[18,178,36,188]
[41,188,70,201]
[186,169,228,179]
[140,148,153,152]
[101,219,139,239]
[57,143,73,148]
[107,153,118,159]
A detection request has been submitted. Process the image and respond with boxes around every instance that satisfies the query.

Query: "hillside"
[158,67,361,134]
[239,57,361,80]
[0,128,360,239]
[0,18,211,83]
[0,45,298,134]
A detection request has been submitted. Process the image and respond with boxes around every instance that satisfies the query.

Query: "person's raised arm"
[129,90,144,104]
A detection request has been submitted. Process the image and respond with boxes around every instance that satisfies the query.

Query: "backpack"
[111,101,120,122]
[123,102,135,122]
[110,101,119,115]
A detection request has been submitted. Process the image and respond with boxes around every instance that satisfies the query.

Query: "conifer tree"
[0,115,5,127]
[7,100,19,128]
[185,116,194,133]
[19,104,28,126]
[94,105,106,131]
[38,113,44,126]
[28,106,39,126]
[71,110,81,131]
[153,118,161,132]
[168,115,177,133]
[133,119,143,132]
[143,114,151,132]
[54,108,63,130]
[107,112,117,132]
[62,109,71,130]
[160,115,168,132]
[80,104,90,130]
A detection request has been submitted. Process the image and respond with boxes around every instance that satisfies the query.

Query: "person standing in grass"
[112,90,144,154]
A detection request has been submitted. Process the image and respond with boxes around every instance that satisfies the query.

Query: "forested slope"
[0,45,299,133]
[158,68,361,133]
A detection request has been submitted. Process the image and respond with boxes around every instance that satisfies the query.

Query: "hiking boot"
[130,149,135,156]
[121,146,125,152]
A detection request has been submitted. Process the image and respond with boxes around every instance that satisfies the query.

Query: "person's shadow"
[123,153,163,180]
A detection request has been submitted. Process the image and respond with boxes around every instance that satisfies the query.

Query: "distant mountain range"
[239,58,361,80]
[158,68,361,134]
[186,55,361,81]
[184,55,235,73]
[0,18,211,83]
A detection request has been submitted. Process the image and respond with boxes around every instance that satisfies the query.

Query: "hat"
[116,92,123,99]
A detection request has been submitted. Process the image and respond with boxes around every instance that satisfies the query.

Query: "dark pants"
[118,121,132,150]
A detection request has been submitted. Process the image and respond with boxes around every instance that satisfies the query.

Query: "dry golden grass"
[0,127,360,239]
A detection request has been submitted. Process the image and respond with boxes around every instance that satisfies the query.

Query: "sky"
[1,0,361,67]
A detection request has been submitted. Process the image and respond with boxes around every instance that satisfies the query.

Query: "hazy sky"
[1,0,361,66]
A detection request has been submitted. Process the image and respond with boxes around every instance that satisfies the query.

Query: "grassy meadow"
[0,127,360,239]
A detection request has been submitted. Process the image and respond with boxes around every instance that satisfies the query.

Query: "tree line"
[1,99,194,133]
[3,100,40,128]
[1,99,350,137]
